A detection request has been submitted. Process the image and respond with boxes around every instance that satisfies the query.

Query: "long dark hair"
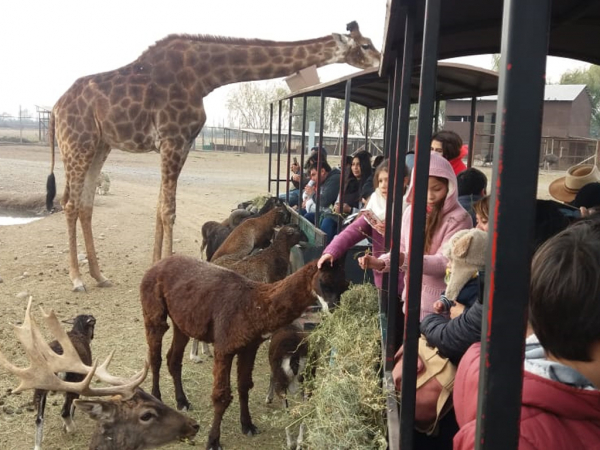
[424,176,449,253]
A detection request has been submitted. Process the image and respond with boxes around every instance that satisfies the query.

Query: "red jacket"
[454,343,600,450]
[449,145,468,176]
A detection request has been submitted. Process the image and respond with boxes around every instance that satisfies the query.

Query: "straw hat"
[548,164,600,203]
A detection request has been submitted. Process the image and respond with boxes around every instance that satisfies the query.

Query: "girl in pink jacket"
[361,152,472,320]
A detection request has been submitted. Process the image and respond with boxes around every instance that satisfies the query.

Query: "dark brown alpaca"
[140,255,348,450]
[201,209,252,261]
[201,197,284,261]
[216,224,304,281]
[190,224,305,362]
[210,206,290,262]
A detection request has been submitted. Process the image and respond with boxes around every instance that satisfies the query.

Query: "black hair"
[533,200,571,250]
[571,182,600,209]
[530,216,600,361]
[431,130,463,160]
[457,168,488,197]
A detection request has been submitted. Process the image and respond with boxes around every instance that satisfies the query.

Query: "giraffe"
[46,21,381,292]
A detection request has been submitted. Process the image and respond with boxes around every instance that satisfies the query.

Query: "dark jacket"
[458,194,484,227]
[419,277,482,365]
[315,167,341,211]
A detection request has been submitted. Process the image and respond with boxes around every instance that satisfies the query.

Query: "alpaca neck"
[260,263,318,329]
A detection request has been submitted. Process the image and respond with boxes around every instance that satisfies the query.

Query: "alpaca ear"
[74,399,117,423]
[453,234,473,259]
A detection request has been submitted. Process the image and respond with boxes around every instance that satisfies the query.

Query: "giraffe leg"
[80,147,112,288]
[153,191,164,263]
[154,140,191,262]
[63,181,86,292]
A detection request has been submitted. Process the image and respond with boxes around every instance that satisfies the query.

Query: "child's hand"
[358,255,385,271]
[317,253,334,268]
[450,303,466,319]
[433,300,445,314]
[373,220,385,235]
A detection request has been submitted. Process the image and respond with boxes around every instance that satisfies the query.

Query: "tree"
[225,81,288,131]
[491,54,501,72]
[560,65,600,138]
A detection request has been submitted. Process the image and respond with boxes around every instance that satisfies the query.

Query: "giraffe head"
[330,21,381,69]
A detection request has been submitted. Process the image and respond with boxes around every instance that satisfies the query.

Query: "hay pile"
[289,283,387,449]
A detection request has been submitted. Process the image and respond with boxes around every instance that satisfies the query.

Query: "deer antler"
[0,297,147,399]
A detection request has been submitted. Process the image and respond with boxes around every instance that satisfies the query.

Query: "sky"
[0,0,592,124]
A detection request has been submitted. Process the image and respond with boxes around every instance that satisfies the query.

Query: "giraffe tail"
[46,111,57,211]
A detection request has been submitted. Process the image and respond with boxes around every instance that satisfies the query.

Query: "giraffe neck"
[137,34,343,95]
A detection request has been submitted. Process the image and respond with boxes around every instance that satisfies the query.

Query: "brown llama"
[0,298,199,450]
[209,205,290,262]
[201,209,252,261]
[202,196,284,261]
[140,255,348,450]
[190,224,305,362]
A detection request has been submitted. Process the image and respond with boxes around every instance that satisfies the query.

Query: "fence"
[470,122,599,169]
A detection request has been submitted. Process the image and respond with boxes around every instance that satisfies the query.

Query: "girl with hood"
[360,152,472,320]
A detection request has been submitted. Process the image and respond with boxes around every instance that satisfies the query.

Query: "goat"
[201,209,253,261]
[33,314,96,449]
[190,224,305,363]
[266,323,317,450]
[209,204,290,262]
[140,255,348,450]
[0,298,199,450]
[265,323,309,405]
[202,196,284,261]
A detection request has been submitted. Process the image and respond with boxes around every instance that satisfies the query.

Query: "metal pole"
[276,100,283,198]
[400,0,441,448]
[315,92,326,226]
[285,98,294,203]
[338,79,352,234]
[434,99,440,131]
[364,107,370,153]
[300,96,308,194]
[387,0,415,370]
[268,103,274,193]
[476,0,552,449]
[468,96,477,168]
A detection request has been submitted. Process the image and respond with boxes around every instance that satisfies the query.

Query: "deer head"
[0,297,199,449]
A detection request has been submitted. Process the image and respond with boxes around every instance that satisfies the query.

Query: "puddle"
[0,216,43,226]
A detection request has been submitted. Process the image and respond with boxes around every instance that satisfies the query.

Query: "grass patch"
[285,283,387,449]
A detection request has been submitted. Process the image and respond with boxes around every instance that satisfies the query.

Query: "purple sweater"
[322,215,405,296]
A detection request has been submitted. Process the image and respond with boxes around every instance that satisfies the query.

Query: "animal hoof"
[97,279,113,288]
[242,423,259,436]
[177,402,191,412]
[72,284,87,293]
[265,396,273,404]
[190,355,203,364]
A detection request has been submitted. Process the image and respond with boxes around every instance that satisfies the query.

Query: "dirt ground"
[0,144,296,450]
[0,144,561,450]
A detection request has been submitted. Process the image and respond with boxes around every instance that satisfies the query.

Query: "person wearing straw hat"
[548,164,600,204]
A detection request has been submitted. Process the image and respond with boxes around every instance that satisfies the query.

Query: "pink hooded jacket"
[379,152,472,319]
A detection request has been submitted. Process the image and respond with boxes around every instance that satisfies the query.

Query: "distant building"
[444,85,595,168]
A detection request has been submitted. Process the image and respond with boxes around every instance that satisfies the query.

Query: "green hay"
[287,283,387,450]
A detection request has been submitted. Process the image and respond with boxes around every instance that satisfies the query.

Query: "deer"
[140,255,348,450]
[0,297,199,450]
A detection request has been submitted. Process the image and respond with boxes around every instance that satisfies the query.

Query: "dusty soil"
[0,145,292,450]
